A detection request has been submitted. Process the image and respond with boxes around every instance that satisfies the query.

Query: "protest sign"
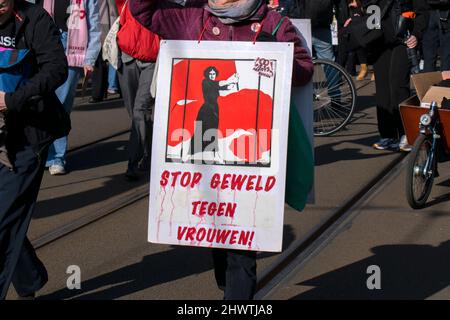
[148,40,294,252]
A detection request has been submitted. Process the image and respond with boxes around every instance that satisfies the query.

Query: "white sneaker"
[49,164,66,175]
[399,135,412,152]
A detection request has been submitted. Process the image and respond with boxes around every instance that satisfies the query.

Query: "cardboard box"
[410,71,450,108]
[399,72,450,149]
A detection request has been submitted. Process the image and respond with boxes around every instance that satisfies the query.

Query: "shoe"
[356,64,368,81]
[399,135,412,152]
[88,97,103,103]
[49,164,66,175]
[372,138,399,150]
[107,88,118,95]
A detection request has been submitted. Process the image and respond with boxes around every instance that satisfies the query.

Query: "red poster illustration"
[165,58,276,167]
[149,40,294,252]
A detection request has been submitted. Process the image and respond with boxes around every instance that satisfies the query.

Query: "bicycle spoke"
[312,59,356,135]
[327,104,351,119]
[324,105,347,124]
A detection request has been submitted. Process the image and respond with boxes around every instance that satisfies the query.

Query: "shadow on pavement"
[34,139,148,219]
[34,172,148,219]
[355,95,377,113]
[425,193,450,209]
[74,98,124,112]
[65,139,129,172]
[289,240,450,300]
[437,178,450,188]
[38,226,295,300]
[423,178,450,208]
[315,135,394,166]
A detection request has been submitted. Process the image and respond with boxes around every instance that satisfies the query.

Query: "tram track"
[255,153,407,299]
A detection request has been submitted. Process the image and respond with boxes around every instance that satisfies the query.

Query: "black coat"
[4,0,69,157]
[426,0,450,10]
[287,0,347,29]
[361,0,429,42]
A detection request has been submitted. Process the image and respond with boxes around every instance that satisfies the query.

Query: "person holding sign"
[130,0,313,300]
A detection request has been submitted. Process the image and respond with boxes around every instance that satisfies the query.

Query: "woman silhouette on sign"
[188,66,239,161]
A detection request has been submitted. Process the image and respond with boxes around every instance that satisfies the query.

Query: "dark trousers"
[0,145,48,299]
[212,249,257,300]
[422,9,450,72]
[118,59,155,170]
[373,44,410,139]
[337,33,368,75]
[91,50,109,100]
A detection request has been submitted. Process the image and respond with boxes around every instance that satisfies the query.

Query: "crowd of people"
[0,0,449,301]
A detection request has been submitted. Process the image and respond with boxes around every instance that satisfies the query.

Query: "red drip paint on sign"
[252,192,259,228]
[156,186,167,242]
[169,187,176,237]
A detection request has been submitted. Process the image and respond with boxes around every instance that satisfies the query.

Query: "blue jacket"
[81,0,102,67]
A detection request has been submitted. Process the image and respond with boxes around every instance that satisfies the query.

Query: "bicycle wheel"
[313,59,357,136]
[405,134,435,209]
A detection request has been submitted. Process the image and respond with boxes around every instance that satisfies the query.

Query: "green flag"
[285,102,314,212]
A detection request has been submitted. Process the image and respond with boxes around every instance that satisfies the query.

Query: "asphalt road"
[268,159,450,300]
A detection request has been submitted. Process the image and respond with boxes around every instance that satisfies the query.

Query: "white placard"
[148,40,294,252]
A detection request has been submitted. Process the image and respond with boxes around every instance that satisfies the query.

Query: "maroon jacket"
[129,0,313,86]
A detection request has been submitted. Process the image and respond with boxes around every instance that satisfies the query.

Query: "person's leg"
[90,52,108,102]
[422,10,440,73]
[337,32,349,68]
[346,51,357,76]
[46,67,82,170]
[313,28,341,98]
[439,16,450,71]
[12,238,48,298]
[117,60,140,177]
[118,61,137,120]
[357,48,368,65]
[356,48,368,80]
[108,64,119,92]
[224,250,257,300]
[0,145,48,299]
[211,249,227,292]
[389,45,411,139]
[373,47,397,140]
[312,28,335,62]
[131,61,155,171]
[211,248,257,300]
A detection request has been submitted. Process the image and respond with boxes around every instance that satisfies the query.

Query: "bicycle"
[312,59,357,136]
[402,101,450,209]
